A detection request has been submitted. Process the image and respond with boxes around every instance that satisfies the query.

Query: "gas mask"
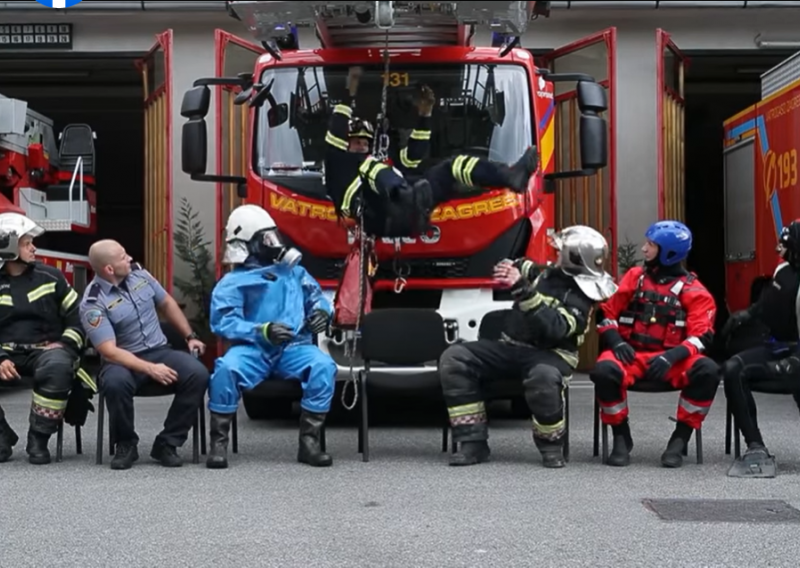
[248,228,302,269]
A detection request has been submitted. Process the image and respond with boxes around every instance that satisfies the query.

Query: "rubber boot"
[206,412,233,469]
[0,410,18,463]
[534,437,566,469]
[449,440,491,466]
[607,420,634,467]
[504,147,540,193]
[26,430,51,465]
[661,422,693,468]
[297,410,332,467]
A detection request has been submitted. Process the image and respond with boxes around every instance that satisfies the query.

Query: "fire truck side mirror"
[576,81,608,171]
[180,86,211,176]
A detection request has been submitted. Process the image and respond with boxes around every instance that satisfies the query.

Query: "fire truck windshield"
[253,63,533,198]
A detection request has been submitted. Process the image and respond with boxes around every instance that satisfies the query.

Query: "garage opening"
[683,50,793,311]
[0,53,145,263]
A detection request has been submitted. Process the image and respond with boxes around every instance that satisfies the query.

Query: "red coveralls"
[595,266,717,429]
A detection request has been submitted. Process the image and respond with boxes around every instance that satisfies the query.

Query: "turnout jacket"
[752,261,800,343]
[0,261,84,358]
[324,101,432,217]
[504,266,595,368]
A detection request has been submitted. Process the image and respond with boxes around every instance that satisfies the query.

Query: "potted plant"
[173,197,218,367]
[616,238,640,277]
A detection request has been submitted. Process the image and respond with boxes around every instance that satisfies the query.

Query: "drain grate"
[642,499,800,523]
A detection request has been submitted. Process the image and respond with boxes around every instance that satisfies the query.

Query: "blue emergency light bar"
[274,25,299,49]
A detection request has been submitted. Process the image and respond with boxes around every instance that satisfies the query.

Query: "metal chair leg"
[696,426,704,464]
[360,372,369,462]
[601,423,609,464]
[441,424,448,453]
[192,412,200,464]
[592,397,600,457]
[95,391,105,465]
[564,387,570,463]
[724,401,732,455]
[231,411,239,454]
[75,425,82,455]
[199,404,207,455]
[56,421,64,463]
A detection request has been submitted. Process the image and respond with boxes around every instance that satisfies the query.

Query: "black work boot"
[110,441,139,470]
[297,410,332,467]
[150,438,183,468]
[0,413,19,463]
[505,146,540,193]
[449,440,491,466]
[607,420,634,467]
[206,412,233,469]
[661,422,693,468]
[412,178,434,229]
[534,437,566,469]
[26,430,52,465]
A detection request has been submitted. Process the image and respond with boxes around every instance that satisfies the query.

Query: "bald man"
[79,240,209,470]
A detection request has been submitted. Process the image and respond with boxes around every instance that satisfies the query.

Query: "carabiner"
[394,277,407,294]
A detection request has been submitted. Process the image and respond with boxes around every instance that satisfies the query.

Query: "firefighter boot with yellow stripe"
[206,412,233,469]
[450,440,491,466]
[297,410,332,467]
[534,436,566,469]
[26,429,52,465]
[0,406,18,463]
[608,419,634,467]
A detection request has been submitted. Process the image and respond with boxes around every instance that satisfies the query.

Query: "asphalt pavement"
[2,378,800,568]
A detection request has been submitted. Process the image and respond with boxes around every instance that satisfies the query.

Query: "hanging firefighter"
[323,65,540,240]
[590,220,721,468]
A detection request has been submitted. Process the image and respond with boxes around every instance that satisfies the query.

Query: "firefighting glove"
[306,309,330,335]
[63,385,95,427]
[601,328,636,365]
[644,346,690,382]
[720,309,752,341]
[767,355,800,377]
[417,84,435,116]
[265,322,295,345]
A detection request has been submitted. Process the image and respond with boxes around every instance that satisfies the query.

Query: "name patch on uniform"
[84,309,103,328]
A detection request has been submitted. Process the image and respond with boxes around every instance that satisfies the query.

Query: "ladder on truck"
[227,1,551,49]
[0,95,95,231]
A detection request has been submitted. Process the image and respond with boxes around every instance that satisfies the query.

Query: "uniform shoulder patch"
[84,308,104,328]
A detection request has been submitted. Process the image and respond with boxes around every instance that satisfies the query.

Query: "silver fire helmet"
[0,213,44,266]
[553,225,618,301]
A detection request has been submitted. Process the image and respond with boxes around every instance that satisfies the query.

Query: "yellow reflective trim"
[61,288,78,312]
[462,157,479,187]
[333,104,352,117]
[76,367,97,393]
[325,131,348,151]
[62,328,83,348]
[451,155,467,185]
[447,401,486,418]
[341,176,363,216]
[0,294,12,306]
[32,393,67,410]
[409,129,431,140]
[399,147,421,169]
[27,282,56,302]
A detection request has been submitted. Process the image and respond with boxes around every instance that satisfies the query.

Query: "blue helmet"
[645,220,692,266]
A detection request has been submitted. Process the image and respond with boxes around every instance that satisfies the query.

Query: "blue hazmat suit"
[207,260,337,415]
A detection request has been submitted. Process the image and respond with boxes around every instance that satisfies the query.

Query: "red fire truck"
[723,51,800,313]
[180,1,613,377]
[0,93,97,293]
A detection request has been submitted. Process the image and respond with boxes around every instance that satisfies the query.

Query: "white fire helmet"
[551,225,618,301]
[0,212,44,264]
[222,204,278,264]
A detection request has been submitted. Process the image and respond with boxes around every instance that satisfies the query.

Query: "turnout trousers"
[722,343,800,447]
[439,339,573,445]
[591,349,721,430]
[99,346,208,448]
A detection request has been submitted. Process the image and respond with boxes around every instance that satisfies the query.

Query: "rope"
[341,30,391,411]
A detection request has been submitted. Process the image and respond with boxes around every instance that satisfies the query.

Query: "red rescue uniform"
[595,266,718,429]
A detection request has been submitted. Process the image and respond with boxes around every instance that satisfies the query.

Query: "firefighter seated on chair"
[0,212,88,465]
[207,204,336,469]
[719,219,800,478]
[439,226,617,468]
[589,220,721,468]
[324,65,539,239]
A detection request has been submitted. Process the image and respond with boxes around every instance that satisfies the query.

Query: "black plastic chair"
[592,380,704,464]
[476,309,573,461]
[357,308,449,462]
